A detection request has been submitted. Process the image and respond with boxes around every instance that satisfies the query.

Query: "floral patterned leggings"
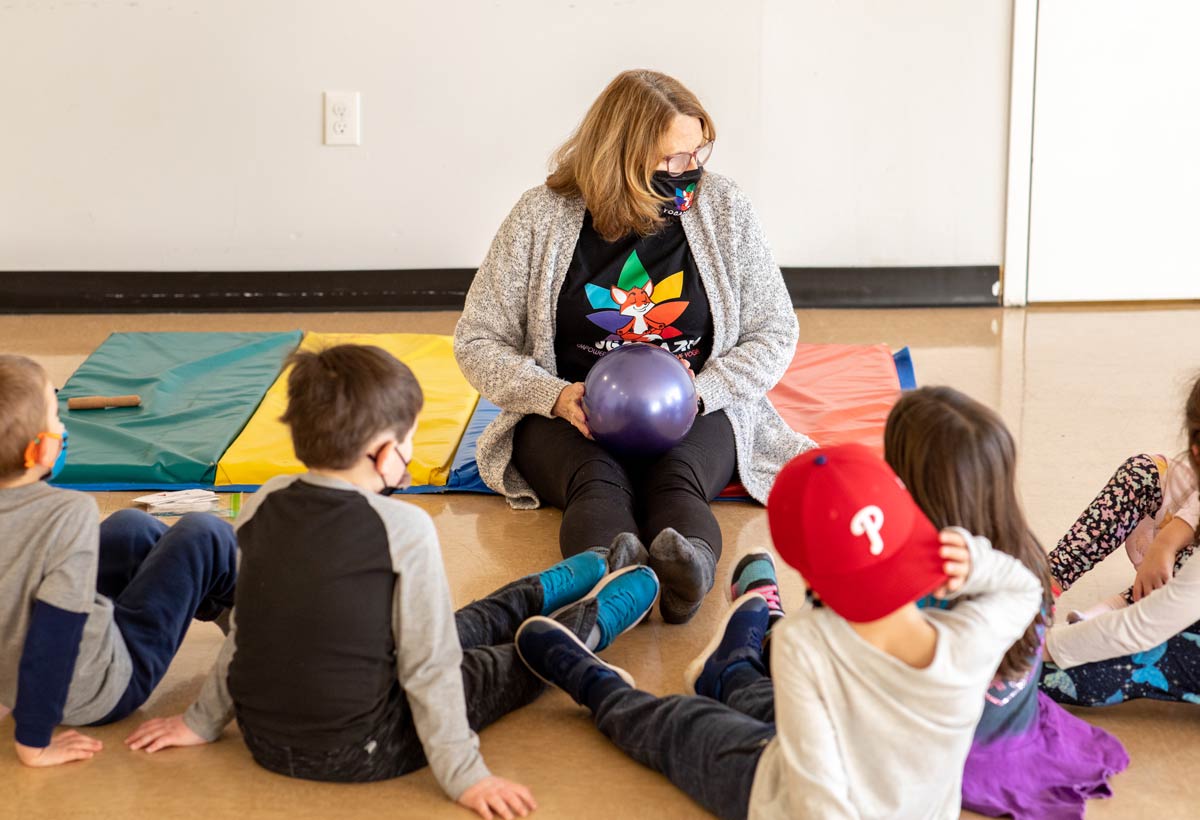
[1047,454,1194,604]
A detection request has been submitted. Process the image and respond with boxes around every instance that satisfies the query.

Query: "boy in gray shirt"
[125,344,660,820]
[0,355,237,767]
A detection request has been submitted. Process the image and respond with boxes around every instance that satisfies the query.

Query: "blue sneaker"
[538,551,608,615]
[516,616,634,706]
[684,593,770,700]
[562,565,659,651]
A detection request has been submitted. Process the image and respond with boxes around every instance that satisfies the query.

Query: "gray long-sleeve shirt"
[183,474,489,800]
[0,483,131,735]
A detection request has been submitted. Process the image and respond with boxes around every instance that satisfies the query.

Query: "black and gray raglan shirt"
[182,473,489,799]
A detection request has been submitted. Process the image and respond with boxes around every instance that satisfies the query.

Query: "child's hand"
[931,530,972,597]
[1133,541,1177,601]
[552,383,592,440]
[124,715,209,754]
[457,775,537,820]
[15,730,103,767]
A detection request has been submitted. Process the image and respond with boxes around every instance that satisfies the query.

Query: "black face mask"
[652,168,704,215]
[367,444,412,497]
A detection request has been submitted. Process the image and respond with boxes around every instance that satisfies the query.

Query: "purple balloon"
[583,343,698,458]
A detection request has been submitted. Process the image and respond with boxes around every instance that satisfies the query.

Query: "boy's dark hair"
[884,385,1053,683]
[0,355,51,481]
[280,345,423,470]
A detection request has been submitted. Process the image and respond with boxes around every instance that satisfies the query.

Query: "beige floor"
[2,305,1200,819]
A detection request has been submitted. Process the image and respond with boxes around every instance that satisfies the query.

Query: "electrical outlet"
[324,91,360,146]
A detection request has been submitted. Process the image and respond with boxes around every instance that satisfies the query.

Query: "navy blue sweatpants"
[92,509,238,724]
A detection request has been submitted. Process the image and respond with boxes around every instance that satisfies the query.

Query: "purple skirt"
[962,692,1128,820]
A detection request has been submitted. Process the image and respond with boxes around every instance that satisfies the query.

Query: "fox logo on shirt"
[850,505,885,555]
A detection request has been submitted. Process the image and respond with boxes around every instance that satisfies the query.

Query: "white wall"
[0,1,1011,273]
[1026,0,1200,302]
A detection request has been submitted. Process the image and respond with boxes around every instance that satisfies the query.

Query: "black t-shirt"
[554,172,713,384]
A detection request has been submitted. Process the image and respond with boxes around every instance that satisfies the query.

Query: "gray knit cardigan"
[453,172,815,509]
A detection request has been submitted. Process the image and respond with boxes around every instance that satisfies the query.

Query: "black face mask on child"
[367,444,412,497]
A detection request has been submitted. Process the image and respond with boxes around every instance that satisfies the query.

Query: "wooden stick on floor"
[67,394,142,410]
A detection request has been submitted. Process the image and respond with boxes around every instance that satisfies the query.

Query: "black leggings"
[511,411,737,558]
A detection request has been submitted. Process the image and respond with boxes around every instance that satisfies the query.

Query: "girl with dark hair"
[885,386,1128,820]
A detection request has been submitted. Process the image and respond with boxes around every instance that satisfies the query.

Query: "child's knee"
[171,512,236,550]
[101,508,162,541]
[1115,454,1164,488]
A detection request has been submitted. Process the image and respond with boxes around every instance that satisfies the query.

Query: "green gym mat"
[55,331,302,488]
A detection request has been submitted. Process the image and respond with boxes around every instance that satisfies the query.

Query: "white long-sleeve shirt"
[748,532,1042,819]
[1049,551,1200,668]
[1047,453,1199,668]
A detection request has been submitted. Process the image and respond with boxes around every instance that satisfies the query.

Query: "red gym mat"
[719,343,903,497]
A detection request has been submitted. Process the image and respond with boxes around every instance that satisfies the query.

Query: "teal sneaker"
[556,565,660,651]
[684,593,770,700]
[592,565,660,650]
[538,550,608,615]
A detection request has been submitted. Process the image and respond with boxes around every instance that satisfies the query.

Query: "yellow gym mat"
[215,332,479,487]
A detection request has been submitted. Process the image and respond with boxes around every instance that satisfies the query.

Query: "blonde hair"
[0,355,50,480]
[547,69,715,242]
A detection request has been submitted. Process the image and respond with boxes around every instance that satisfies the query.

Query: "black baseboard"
[781,266,999,308]
[0,266,999,313]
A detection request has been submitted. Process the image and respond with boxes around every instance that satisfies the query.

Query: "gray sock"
[607,532,649,571]
[648,528,716,624]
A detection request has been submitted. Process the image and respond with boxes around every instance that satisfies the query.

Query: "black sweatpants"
[511,410,737,558]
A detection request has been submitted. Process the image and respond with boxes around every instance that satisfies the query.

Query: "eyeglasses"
[662,139,714,177]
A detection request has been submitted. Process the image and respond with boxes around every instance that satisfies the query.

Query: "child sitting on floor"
[0,354,237,767]
[886,386,1127,819]
[514,443,1042,820]
[1041,374,1200,707]
[125,344,660,820]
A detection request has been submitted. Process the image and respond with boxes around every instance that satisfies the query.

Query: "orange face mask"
[23,431,66,479]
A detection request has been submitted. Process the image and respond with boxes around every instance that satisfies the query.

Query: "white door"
[1026,0,1200,302]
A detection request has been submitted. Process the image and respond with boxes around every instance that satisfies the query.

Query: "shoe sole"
[683,591,767,696]
[726,551,778,603]
[550,564,662,643]
[516,616,636,689]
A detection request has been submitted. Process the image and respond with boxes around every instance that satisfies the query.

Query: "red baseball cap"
[767,443,948,623]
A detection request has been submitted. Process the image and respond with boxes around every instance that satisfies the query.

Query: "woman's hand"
[125,715,209,754]
[931,530,972,597]
[552,383,592,439]
[676,355,696,382]
[15,730,103,767]
[457,775,537,820]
